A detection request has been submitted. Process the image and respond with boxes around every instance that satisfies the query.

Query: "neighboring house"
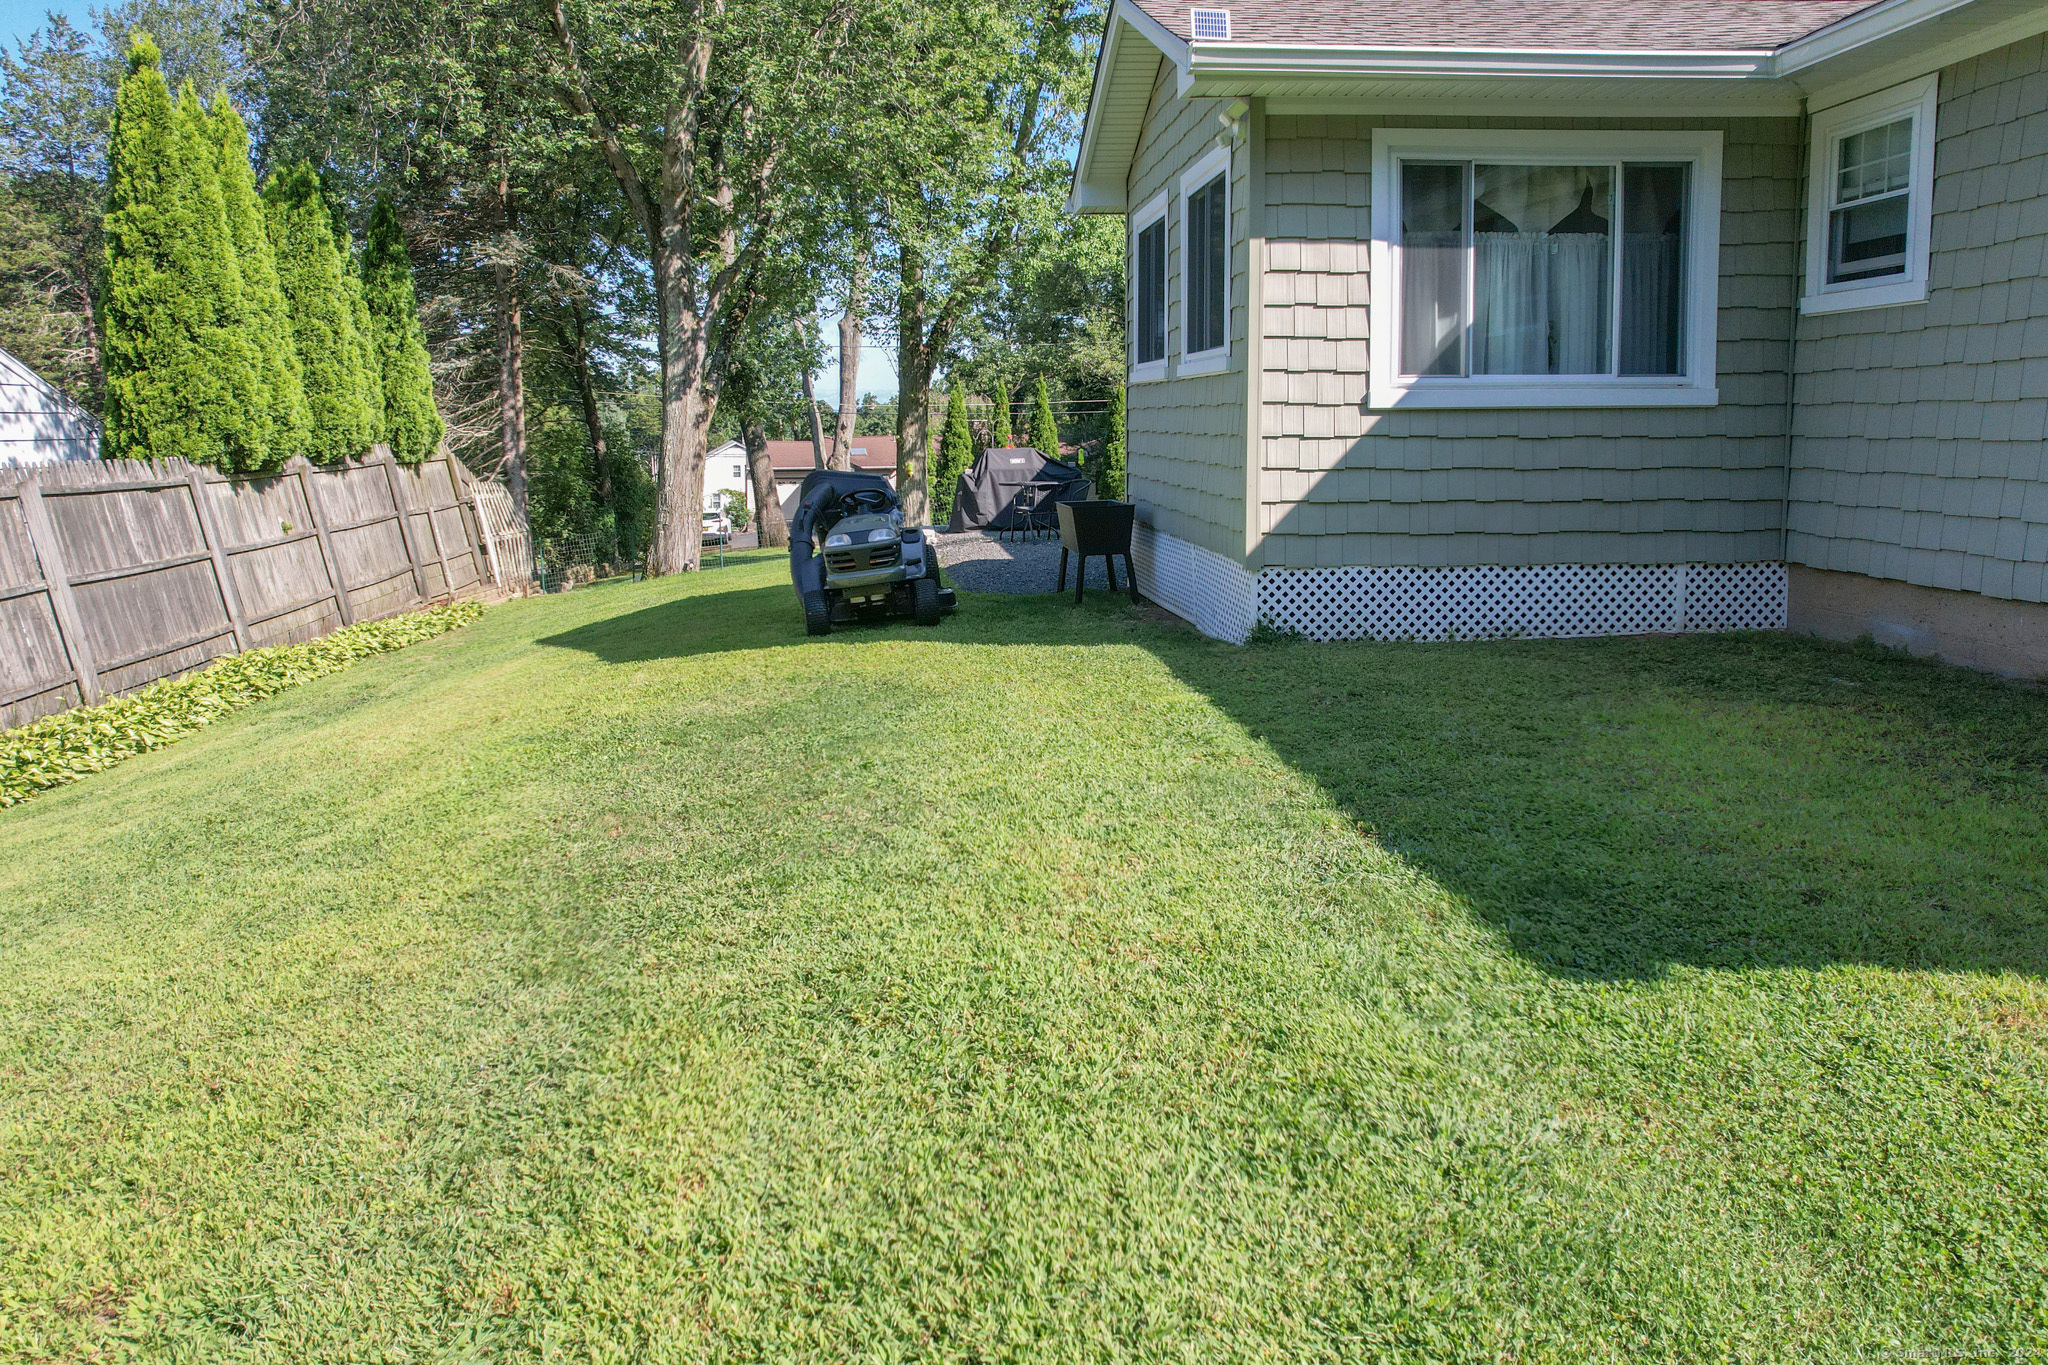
[1071,0,2048,676]
[0,348,98,466]
[704,439,753,517]
[765,438,899,521]
[703,437,900,525]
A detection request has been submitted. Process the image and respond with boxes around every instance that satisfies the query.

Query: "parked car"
[702,510,731,544]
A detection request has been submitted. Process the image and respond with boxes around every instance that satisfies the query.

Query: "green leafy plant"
[1098,383,1126,500]
[0,601,483,807]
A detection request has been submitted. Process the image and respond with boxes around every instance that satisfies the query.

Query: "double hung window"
[1803,76,1937,313]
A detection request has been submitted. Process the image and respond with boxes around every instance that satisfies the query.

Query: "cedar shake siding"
[1787,34,2048,606]
[1124,59,1250,562]
[1255,113,1804,571]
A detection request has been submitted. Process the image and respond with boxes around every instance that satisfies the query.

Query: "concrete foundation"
[1787,566,2048,681]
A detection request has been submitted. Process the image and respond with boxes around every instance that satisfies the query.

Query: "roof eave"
[1069,0,1189,215]
[1183,43,1778,84]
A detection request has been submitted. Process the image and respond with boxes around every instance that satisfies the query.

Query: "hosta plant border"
[1,600,483,808]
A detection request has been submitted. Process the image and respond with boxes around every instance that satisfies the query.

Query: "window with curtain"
[1185,173,1227,356]
[1135,213,1166,367]
[1397,159,1688,380]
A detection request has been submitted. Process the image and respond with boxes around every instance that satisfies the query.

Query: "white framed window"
[1802,76,1938,315]
[1368,129,1723,409]
[1180,145,1232,375]
[1130,189,1168,382]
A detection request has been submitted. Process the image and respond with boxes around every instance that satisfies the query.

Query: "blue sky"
[816,320,899,405]
[2,0,90,50]
[0,0,901,401]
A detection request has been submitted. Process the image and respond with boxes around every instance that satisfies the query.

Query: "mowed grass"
[2,552,2044,1362]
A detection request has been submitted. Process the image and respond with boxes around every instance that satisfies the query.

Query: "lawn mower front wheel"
[802,590,833,636]
[912,575,944,626]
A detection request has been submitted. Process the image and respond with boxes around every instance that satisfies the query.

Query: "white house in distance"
[0,347,98,466]
[705,437,900,524]
[1071,0,2048,677]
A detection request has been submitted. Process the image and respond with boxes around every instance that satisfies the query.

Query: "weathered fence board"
[0,447,530,730]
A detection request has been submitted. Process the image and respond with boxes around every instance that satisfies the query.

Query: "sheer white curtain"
[1470,165,1612,376]
[1470,234,1611,374]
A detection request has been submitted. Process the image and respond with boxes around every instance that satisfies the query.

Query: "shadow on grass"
[1163,630,2048,981]
[543,574,2048,981]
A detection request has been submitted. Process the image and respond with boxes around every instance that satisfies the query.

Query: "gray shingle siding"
[1787,34,2048,605]
[1124,60,1249,562]
[1258,113,1802,570]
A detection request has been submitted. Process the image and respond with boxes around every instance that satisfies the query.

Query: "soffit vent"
[1189,8,1231,40]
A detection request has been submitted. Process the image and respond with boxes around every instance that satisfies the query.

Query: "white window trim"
[1367,128,1723,410]
[1179,143,1233,374]
[1129,188,1170,383]
[1801,75,1938,316]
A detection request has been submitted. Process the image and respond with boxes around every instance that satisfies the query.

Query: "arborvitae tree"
[319,189,384,444]
[933,382,972,524]
[209,93,307,472]
[1028,374,1059,460]
[361,194,442,463]
[340,244,387,447]
[100,36,267,469]
[988,381,1011,449]
[1099,383,1127,500]
[265,162,373,463]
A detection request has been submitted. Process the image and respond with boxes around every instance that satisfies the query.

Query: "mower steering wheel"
[839,488,893,516]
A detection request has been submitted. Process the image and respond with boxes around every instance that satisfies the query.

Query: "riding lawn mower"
[788,468,956,636]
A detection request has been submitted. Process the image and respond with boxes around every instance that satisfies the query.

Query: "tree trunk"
[561,304,609,502]
[494,259,529,524]
[641,206,734,577]
[831,250,866,469]
[744,417,788,547]
[895,243,931,526]
[801,360,827,467]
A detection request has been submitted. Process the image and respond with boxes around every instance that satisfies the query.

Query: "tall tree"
[0,2,254,413]
[988,379,1011,449]
[1099,381,1126,500]
[265,160,374,463]
[539,0,933,574]
[886,1,1094,522]
[209,92,306,470]
[1027,373,1058,457]
[361,192,443,462]
[933,380,971,525]
[327,193,387,446]
[100,36,266,468]
[830,243,865,470]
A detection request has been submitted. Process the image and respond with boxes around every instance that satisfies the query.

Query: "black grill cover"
[947,447,1093,532]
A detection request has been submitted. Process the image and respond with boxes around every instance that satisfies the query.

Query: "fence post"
[378,446,431,603]
[295,457,354,627]
[187,469,250,652]
[17,478,100,704]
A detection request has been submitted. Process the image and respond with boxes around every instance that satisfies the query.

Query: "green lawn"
[3,552,2044,1362]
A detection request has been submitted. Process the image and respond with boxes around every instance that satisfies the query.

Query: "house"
[1070,0,2048,676]
[0,347,98,466]
[702,437,899,526]
[704,439,753,517]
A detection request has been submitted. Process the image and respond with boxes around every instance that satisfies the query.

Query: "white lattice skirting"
[1130,523,1259,642]
[1132,526,1787,645]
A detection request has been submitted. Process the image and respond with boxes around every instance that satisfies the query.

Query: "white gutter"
[1183,43,1777,88]
[1772,0,1987,72]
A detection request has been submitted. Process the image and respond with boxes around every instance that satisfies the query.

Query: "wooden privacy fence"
[0,446,532,730]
